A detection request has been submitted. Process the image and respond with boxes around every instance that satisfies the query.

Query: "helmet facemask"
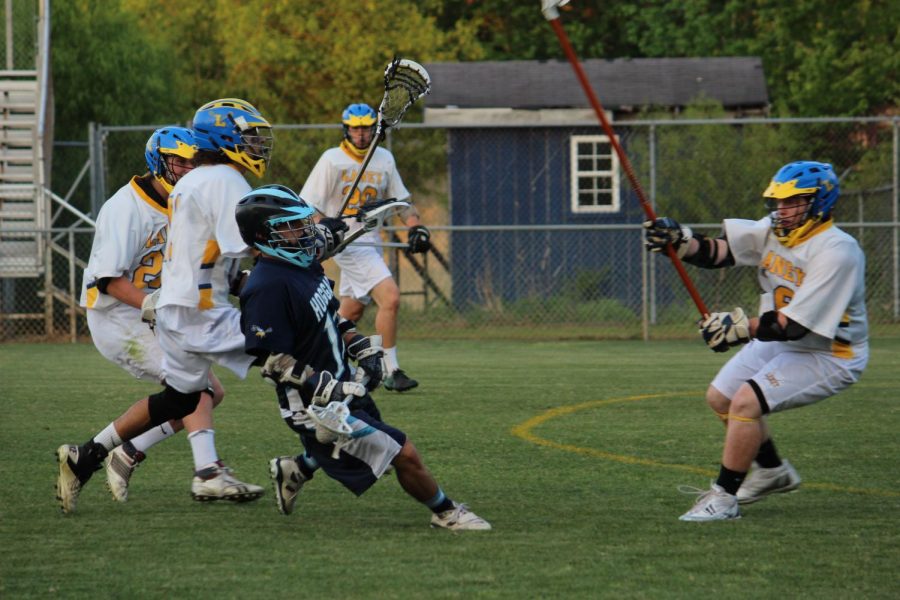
[262,209,318,268]
[765,194,815,239]
[226,117,274,178]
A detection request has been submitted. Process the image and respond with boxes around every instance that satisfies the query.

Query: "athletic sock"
[92,423,123,451]
[754,438,783,469]
[130,421,176,453]
[384,346,399,374]
[715,465,747,496]
[187,429,218,472]
[297,452,319,479]
[425,488,454,514]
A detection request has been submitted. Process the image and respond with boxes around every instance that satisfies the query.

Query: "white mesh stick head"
[378,58,431,128]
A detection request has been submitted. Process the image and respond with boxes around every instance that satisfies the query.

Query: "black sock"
[754,439,783,469]
[715,465,747,495]
[75,440,108,480]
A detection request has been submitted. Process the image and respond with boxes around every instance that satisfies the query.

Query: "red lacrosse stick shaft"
[548,18,709,317]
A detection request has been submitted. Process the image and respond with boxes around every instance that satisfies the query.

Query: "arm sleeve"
[300,155,338,215]
[242,281,297,357]
[87,198,144,283]
[722,218,770,267]
[384,153,410,201]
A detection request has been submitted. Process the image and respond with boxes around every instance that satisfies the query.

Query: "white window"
[570,135,620,213]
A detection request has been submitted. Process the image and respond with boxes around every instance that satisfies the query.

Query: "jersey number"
[340,185,377,216]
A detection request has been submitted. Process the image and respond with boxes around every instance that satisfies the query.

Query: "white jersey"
[724,216,868,357]
[300,144,410,244]
[158,164,251,311]
[80,177,168,310]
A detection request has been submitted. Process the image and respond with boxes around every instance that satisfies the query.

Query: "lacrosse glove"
[316,217,349,260]
[407,224,432,254]
[140,289,161,329]
[346,334,385,391]
[643,217,692,258]
[699,308,751,352]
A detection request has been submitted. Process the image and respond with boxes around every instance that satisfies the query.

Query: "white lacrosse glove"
[140,289,161,328]
[643,217,692,258]
[346,334,384,391]
[260,353,314,388]
[699,308,751,353]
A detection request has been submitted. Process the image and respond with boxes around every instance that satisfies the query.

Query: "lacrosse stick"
[305,401,354,459]
[324,198,411,258]
[334,58,432,219]
[541,1,709,317]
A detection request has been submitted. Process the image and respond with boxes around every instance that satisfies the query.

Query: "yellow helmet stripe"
[763,178,819,199]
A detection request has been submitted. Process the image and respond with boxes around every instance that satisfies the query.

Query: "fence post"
[893,117,899,319]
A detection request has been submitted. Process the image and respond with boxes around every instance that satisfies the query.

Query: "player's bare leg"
[391,439,490,531]
[370,278,418,392]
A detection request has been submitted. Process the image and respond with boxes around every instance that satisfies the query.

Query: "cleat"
[105,443,145,503]
[678,483,741,522]
[383,369,418,393]
[269,456,308,515]
[191,463,264,503]
[737,460,801,505]
[56,445,84,514]
[430,502,491,531]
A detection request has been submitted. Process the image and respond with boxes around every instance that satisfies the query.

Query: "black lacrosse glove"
[407,224,431,254]
[643,217,692,258]
[316,217,349,260]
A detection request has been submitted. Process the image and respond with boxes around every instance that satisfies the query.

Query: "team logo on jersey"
[764,371,782,388]
[760,251,806,286]
[251,325,272,338]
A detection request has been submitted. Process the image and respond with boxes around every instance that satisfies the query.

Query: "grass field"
[1,339,898,599]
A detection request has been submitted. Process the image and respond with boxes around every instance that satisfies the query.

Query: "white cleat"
[56,445,84,515]
[105,445,144,503]
[269,456,308,515]
[737,460,801,505]
[430,502,492,531]
[191,464,264,503]
[679,483,741,522]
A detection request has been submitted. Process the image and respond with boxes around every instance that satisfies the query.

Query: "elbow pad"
[756,311,808,341]
[683,233,735,269]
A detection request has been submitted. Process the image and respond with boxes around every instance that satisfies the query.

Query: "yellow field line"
[510,392,900,498]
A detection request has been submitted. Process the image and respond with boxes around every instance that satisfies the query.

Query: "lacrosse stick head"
[307,401,353,445]
[378,58,431,129]
[358,199,410,231]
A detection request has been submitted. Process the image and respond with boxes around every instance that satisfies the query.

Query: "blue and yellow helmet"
[763,161,839,242]
[144,126,197,193]
[191,98,273,178]
[341,103,377,127]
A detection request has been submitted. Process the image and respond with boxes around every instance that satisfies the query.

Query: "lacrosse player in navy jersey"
[235,185,490,531]
[300,103,430,393]
[644,161,868,522]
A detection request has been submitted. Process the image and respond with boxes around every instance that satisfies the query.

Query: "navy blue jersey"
[240,257,350,381]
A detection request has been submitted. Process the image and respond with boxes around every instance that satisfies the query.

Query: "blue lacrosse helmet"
[235,185,317,268]
[144,126,197,193]
[341,103,377,150]
[763,161,839,240]
[191,98,273,178]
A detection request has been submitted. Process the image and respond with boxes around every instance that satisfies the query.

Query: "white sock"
[130,422,176,453]
[384,346,399,373]
[187,429,218,471]
[93,423,123,451]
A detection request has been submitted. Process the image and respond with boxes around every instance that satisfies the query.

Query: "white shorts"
[155,305,255,393]
[333,245,392,303]
[711,339,868,413]
[87,305,163,383]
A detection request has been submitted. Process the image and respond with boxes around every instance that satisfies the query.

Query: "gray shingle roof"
[423,57,768,110]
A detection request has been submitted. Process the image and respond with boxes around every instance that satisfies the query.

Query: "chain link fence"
[2,117,898,341]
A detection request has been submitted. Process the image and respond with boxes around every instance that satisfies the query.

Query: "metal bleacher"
[0,69,43,278]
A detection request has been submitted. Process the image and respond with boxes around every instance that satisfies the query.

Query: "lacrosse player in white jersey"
[300,103,431,393]
[55,101,271,513]
[644,161,868,522]
[59,127,225,511]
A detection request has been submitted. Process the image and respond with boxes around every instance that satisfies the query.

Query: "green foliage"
[52,0,189,140]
